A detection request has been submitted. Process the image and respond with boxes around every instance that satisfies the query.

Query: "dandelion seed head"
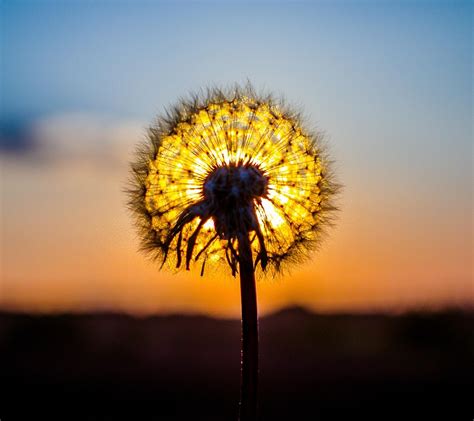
[128,84,339,276]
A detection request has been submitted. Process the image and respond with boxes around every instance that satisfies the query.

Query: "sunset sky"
[1,0,472,316]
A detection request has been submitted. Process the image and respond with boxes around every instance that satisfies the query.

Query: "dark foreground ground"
[0,307,472,420]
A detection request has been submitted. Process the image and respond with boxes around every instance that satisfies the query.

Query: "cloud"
[1,112,146,172]
[0,119,34,153]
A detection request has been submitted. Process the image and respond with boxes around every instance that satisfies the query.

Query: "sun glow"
[131,88,337,274]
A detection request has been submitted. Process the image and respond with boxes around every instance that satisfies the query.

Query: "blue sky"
[2,1,471,120]
[3,0,471,222]
[2,0,472,187]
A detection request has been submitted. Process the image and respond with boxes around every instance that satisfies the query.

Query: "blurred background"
[1,0,472,419]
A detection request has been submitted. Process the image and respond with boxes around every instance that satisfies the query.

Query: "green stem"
[238,233,259,421]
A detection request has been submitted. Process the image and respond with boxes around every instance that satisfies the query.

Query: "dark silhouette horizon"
[1,306,472,420]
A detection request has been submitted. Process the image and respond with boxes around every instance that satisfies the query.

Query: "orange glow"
[1,163,471,316]
[0,113,472,316]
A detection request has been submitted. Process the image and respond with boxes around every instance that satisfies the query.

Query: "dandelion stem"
[238,232,258,421]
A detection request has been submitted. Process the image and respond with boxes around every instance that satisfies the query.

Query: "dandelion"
[128,84,339,420]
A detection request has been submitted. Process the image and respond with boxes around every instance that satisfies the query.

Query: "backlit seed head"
[128,84,339,276]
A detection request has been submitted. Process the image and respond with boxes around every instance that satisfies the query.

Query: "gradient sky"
[1,0,472,316]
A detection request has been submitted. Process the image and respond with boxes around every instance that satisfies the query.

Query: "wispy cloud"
[1,113,145,172]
